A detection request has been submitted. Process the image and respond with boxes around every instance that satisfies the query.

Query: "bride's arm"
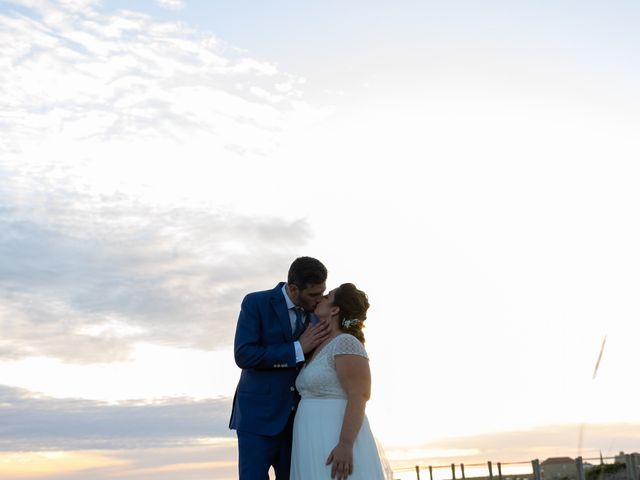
[326,354,371,480]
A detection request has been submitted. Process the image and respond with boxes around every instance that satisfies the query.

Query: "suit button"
[291,406,295,411]
[290,386,295,391]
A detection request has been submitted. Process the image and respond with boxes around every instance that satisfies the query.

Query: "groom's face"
[291,282,326,312]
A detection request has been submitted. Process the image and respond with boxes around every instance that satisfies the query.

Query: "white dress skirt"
[290,334,393,480]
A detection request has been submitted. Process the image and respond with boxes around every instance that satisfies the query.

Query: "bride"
[290,283,393,480]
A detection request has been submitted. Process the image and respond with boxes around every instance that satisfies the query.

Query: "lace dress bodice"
[296,333,369,399]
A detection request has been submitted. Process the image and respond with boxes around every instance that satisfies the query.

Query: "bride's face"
[314,289,338,320]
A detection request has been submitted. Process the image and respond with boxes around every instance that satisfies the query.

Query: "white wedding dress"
[290,333,393,480]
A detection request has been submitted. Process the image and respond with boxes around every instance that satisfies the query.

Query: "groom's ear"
[288,283,299,300]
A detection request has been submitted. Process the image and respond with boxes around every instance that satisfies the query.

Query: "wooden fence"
[393,454,639,480]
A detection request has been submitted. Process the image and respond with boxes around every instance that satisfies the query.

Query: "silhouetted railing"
[391,454,639,480]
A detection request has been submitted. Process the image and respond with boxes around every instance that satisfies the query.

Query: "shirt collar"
[281,284,296,310]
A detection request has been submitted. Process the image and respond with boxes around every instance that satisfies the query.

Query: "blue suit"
[229,282,301,479]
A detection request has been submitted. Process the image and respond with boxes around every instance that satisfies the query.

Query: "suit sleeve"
[234,295,297,369]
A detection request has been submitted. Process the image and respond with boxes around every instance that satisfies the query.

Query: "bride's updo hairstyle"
[333,283,369,344]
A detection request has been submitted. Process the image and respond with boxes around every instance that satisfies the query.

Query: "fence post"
[626,455,639,480]
[576,456,585,480]
[452,463,457,480]
[498,462,503,480]
[461,463,466,480]
[532,459,542,480]
[489,461,494,480]
[429,465,434,480]
[631,454,639,480]
[416,465,421,480]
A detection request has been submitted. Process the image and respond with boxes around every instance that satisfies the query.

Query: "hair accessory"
[341,318,359,328]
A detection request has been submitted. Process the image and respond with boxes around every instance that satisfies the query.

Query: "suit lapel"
[271,282,293,342]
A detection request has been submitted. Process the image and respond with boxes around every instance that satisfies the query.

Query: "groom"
[229,256,331,479]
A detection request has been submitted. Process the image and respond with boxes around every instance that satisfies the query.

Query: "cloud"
[0,445,239,480]
[0,1,324,364]
[1,384,638,480]
[0,385,233,451]
[0,383,238,478]
[0,196,310,363]
[156,0,185,10]
[0,0,320,155]
[385,424,640,468]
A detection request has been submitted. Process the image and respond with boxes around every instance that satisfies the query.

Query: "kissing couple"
[229,256,393,479]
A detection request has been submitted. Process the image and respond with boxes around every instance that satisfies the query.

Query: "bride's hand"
[299,319,330,354]
[326,441,353,479]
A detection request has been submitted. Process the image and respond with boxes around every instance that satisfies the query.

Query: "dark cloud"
[0,199,309,362]
[0,385,233,451]
[0,382,239,478]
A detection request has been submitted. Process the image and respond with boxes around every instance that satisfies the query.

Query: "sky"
[1,0,640,479]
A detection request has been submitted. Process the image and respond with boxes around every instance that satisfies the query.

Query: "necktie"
[292,307,305,339]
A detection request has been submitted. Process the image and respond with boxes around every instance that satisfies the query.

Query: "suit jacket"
[228,282,301,436]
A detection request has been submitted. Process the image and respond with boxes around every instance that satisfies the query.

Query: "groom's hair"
[288,256,327,289]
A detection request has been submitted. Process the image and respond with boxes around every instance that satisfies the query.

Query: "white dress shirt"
[282,284,306,363]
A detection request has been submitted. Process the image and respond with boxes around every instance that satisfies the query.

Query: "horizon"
[1,0,639,479]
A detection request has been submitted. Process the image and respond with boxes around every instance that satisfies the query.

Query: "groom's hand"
[298,319,330,354]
